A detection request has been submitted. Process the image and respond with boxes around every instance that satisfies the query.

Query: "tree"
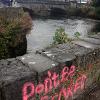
[93,0,100,7]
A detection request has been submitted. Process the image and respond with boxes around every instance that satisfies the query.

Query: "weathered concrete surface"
[0,34,100,100]
[0,58,37,100]
[37,43,76,65]
[37,43,81,60]
[71,40,100,67]
[80,37,100,45]
[0,54,59,100]
[74,83,100,100]
[86,85,100,100]
[17,53,60,82]
[89,34,100,39]
[72,40,100,49]
[18,53,58,73]
[37,42,100,68]
[74,62,100,100]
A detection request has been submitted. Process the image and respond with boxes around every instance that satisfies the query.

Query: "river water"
[27,18,99,52]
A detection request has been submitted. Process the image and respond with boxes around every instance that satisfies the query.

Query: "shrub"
[53,27,71,45]
[92,0,100,7]
[0,13,32,59]
[74,32,81,39]
[95,7,100,19]
[19,13,32,33]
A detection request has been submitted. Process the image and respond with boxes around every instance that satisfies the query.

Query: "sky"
[0,0,11,6]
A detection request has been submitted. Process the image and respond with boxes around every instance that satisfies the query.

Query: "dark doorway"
[50,8,66,18]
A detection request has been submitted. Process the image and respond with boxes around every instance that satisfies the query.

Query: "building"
[77,0,91,4]
[0,0,20,7]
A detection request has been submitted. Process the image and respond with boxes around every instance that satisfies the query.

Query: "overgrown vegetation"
[74,32,81,39]
[52,27,72,45]
[88,0,100,19]
[0,13,32,59]
[52,27,82,45]
[66,1,100,20]
[92,0,100,7]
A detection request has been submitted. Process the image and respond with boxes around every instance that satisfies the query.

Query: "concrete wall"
[0,34,100,100]
[0,7,100,100]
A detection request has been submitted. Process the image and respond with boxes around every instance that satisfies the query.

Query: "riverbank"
[0,7,32,60]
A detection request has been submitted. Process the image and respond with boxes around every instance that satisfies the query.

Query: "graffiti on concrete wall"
[22,65,87,100]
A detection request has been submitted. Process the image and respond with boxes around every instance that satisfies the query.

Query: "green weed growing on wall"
[53,27,72,45]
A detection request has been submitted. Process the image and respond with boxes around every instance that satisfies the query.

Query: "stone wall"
[0,34,100,100]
